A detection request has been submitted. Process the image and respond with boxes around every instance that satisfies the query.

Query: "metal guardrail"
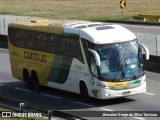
[0,33,160,73]
[2,33,160,56]
[0,95,85,120]
[0,15,33,35]
[0,35,8,48]
[139,14,160,22]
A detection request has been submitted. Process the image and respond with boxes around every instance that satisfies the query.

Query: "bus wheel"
[31,72,40,91]
[23,70,33,89]
[80,82,90,102]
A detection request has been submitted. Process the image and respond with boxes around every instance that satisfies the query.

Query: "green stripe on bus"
[47,55,73,84]
[128,79,141,84]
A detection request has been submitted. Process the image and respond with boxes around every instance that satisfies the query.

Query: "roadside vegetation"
[0,0,160,22]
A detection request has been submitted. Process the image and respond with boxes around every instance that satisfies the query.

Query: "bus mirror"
[88,49,101,66]
[139,43,149,60]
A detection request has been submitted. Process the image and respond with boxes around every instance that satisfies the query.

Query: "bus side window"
[56,36,69,56]
[81,39,95,61]
[8,28,25,48]
[69,37,84,63]
[31,32,46,52]
[46,34,58,53]
[90,54,98,77]
[25,30,34,49]
[37,33,46,52]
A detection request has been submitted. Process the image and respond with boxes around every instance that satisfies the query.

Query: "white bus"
[8,19,149,100]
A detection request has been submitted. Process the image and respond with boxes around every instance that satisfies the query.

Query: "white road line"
[42,117,58,120]
[14,87,32,93]
[74,101,94,107]
[0,84,4,86]
[100,107,114,111]
[145,92,155,96]
[42,93,62,100]
[133,117,145,120]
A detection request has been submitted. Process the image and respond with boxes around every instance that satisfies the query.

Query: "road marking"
[145,92,155,96]
[42,117,58,120]
[74,101,94,107]
[42,94,62,100]
[0,84,4,86]
[133,117,145,120]
[100,107,114,111]
[14,87,32,93]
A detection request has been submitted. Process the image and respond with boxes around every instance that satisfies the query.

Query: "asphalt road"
[116,23,160,35]
[0,49,160,120]
[1,15,160,35]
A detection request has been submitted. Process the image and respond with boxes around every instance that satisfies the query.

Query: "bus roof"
[9,19,136,44]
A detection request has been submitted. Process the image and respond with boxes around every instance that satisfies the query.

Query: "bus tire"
[31,71,40,91]
[23,69,33,89]
[80,82,90,102]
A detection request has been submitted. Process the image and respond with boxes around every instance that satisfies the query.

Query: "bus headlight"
[99,82,108,88]
[99,82,113,89]
[140,79,146,85]
[140,76,146,85]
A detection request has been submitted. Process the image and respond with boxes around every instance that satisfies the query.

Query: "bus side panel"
[67,58,88,93]
[46,56,74,92]
[46,58,87,92]
[8,43,53,86]
[9,43,27,81]
[47,55,72,84]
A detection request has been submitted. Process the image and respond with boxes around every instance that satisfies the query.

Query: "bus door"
[89,54,101,98]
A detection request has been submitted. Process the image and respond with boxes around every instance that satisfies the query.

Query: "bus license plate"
[122,91,130,95]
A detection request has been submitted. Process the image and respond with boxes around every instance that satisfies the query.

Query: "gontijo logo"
[24,51,47,63]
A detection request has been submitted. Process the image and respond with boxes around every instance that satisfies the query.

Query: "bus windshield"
[95,40,144,82]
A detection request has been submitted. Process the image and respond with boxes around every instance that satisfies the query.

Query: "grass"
[0,108,11,111]
[1,0,160,21]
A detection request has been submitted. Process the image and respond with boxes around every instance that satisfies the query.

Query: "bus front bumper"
[100,81,146,99]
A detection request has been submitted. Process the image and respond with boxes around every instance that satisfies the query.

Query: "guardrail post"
[3,18,5,35]
[156,19,160,22]
[48,110,53,120]
[19,103,26,113]
[144,18,147,22]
